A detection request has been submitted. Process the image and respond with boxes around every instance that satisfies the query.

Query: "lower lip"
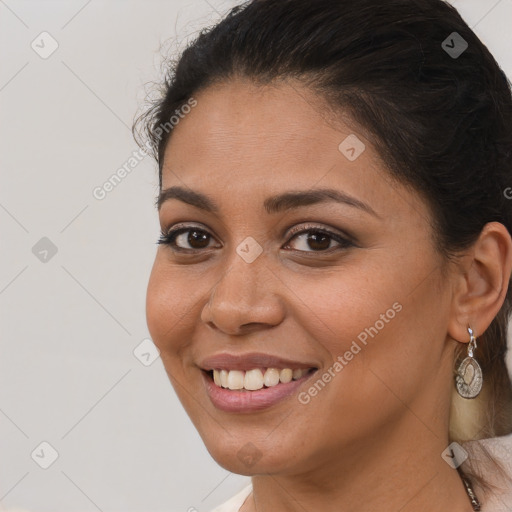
[201,370,317,413]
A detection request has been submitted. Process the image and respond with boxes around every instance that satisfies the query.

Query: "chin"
[199,429,302,476]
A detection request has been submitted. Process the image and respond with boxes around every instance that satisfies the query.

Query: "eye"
[157,225,219,252]
[283,224,354,253]
[157,223,355,254]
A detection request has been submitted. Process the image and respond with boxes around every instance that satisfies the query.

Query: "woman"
[134,0,512,510]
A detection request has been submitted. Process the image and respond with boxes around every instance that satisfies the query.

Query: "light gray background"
[1,0,511,511]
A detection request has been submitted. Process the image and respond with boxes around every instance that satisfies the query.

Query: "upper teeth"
[212,368,310,390]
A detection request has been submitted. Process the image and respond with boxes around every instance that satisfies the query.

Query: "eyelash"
[156,223,355,254]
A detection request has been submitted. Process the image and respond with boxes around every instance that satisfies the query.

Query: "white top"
[210,434,512,512]
[210,484,253,512]
[472,433,512,511]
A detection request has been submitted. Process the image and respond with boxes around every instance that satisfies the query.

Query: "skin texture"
[146,79,512,512]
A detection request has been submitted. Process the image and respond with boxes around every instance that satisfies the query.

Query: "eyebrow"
[157,185,380,218]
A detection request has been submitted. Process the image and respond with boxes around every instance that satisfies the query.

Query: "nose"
[200,251,286,336]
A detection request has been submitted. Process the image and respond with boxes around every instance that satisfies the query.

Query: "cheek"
[282,261,402,353]
[145,257,195,354]
[322,276,446,420]
[285,255,442,405]
[146,261,170,349]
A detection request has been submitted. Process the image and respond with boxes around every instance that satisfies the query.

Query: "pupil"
[308,232,330,250]
[189,230,209,248]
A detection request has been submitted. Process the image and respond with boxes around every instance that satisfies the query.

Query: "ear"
[447,221,512,343]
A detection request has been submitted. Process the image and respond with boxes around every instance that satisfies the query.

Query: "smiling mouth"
[204,367,317,391]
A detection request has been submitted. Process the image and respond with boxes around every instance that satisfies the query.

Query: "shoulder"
[210,484,253,512]
[465,433,512,511]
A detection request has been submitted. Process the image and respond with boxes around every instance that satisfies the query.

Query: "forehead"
[160,79,427,225]
[163,79,364,174]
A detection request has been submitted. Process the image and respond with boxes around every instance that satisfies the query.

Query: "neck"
[244,417,475,512]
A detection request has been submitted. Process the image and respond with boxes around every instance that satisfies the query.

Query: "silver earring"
[455,326,483,399]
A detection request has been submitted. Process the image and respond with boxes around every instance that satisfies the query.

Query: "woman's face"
[146,79,456,476]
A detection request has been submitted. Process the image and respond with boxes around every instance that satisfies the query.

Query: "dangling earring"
[455,326,483,399]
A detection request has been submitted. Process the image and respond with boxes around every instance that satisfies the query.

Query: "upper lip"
[198,352,319,371]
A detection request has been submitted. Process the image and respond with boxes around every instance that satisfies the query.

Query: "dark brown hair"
[134,0,512,496]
